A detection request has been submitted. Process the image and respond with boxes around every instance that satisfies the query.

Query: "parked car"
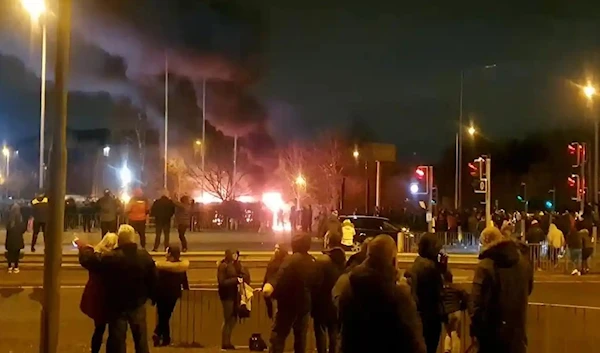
[338,215,409,251]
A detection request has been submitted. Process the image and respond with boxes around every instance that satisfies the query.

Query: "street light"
[195,139,202,146]
[295,174,306,187]
[353,149,359,159]
[102,146,110,157]
[583,83,598,211]
[467,126,476,136]
[21,0,48,190]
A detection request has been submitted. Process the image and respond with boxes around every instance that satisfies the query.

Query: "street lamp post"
[584,84,598,211]
[21,0,48,191]
[2,146,10,178]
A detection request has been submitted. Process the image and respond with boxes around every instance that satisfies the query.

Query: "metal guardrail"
[159,290,600,352]
[400,232,480,253]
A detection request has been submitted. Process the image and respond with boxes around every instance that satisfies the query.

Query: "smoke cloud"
[0,0,268,136]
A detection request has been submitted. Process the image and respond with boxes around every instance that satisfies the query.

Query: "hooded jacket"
[174,196,192,226]
[151,196,176,224]
[155,259,190,300]
[404,233,444,320]
[5,204,25,252]
[127,190,149,222]
[333,261,426,353]
[526,222,545,244]
[217,250,250,301]
[341,220,355,247]
[470,240,533,353]
[31,196,49,223]
[546,224,565,248]
[311,247,346,321]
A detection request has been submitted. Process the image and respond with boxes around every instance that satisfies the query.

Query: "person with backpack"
[152,245,189,347]
[217,249,250,350]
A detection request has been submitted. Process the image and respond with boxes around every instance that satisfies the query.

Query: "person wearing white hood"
[341,219,355,250]
[546,222,565,267]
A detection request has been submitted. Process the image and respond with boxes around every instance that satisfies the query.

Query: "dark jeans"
[91,320,106,353]
[221,300,237,347]
[154,299,178,344]
[6,249,20,268]
[177,224,188,250]
[422,317,442,353]
[107,305,149,353]
[100,220,117,236]
[549,246,561,266]
[154,222,171,250]
[129,220,147,248]
[83,215,93,232]
[32,221,46,248]
[314,317,338,353]
[269,309,309,353]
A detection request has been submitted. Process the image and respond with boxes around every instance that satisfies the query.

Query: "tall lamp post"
[584,84,597,211]
[2,146,10,178]
[21,0,48,190]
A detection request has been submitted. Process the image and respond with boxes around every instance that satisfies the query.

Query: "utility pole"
[163,55,169,190]
[201,79,206,200]
[375,160,381,210]
[427,166,434,233]
[40,1,71,352]
[484,157,492,227]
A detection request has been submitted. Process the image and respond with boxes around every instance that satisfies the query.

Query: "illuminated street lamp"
[21,0,48,190]
[195,139,202,146]
[584,84,596,99]
[467,126,476,136]
[102,146,110,157]
[353,149,359,159]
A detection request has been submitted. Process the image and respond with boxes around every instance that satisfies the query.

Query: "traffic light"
[568,174,582,201]
[432,186,438,205]
[517,182,527,203]
[410,166,430,195]
[546,188,556,211]
[568,142,586,167]
[470,157,487,193]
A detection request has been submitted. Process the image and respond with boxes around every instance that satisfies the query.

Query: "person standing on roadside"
[151,190,176,252]
[5,203,26,273]
[263,234,317,353]
[78,233,118,353]
[333,234,426,353]
[217,249,250,350]
[470,226,533,353]
[78,224,157,353]
[404,233,445,353]
[126,188,150,249]
[97,189,119,236]
[312,246,346,353]
[174,195,192,252]
[152,245,189,347]
[30,191,49,252]
[263,244,289,319]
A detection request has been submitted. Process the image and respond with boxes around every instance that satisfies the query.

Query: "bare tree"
[277,142,310,204]
[310,134,351,209]
[186,160,249,201]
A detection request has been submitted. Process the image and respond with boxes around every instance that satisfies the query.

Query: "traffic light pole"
[428,166,434,233]
[485,157,492,227]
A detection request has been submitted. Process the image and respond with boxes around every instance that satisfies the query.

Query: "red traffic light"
[568,176,577,187]
[468,162,478,177]
[415,167,426,179]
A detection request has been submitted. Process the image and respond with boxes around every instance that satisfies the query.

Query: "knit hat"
[480,226,504,250]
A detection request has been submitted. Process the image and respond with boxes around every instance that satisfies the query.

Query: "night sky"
[1,0,600,160]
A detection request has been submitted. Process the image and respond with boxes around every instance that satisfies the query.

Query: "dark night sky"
[1,0,600,160]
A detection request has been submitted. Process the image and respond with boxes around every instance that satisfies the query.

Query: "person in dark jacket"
[263,243,289,319]
[345,237,372,272]
[78,224,157,353]
[151,190,176,252]
[31,192,49,252]
[525,219,545,244]
[152,245,190,347]
[64,197,78,230]
[404,232,444,353]
[174,195,191,252]
[312,246,346,353]
[97,189,119,236]
[81,197,96,233]
[470,226,533,353]
[579,222,594,274]
[5,203,26,273]
[217,249,250,350]
[263,234,317,353]
[78,233,119,353]
[566,222,583,275]
[333,234,426,353]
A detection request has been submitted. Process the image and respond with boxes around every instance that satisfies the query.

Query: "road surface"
[0,229,480,254]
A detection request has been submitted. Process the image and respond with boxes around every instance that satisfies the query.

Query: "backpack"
[249,333,267,351]
[238,282,253,319]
